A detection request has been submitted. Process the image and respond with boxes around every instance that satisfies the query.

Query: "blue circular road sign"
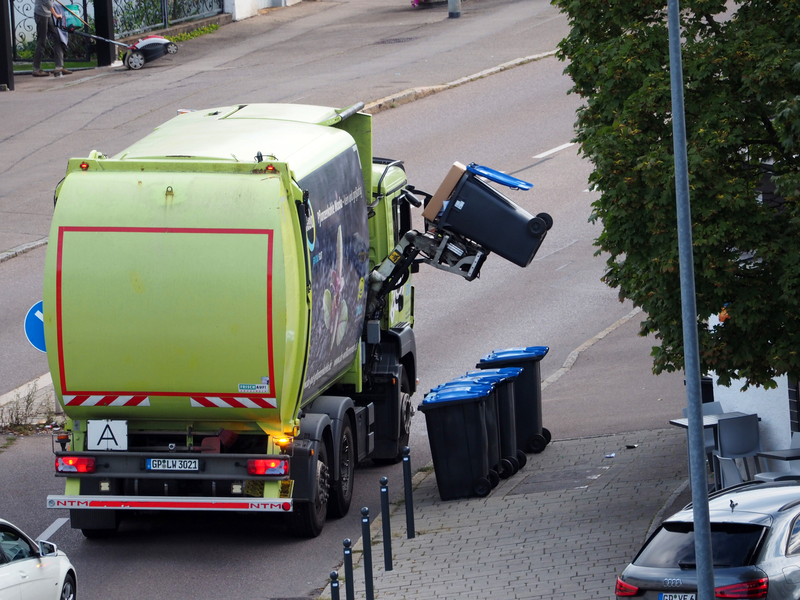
[24,300,46,353]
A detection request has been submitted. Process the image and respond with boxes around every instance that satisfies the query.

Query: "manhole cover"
[510,466,610,494]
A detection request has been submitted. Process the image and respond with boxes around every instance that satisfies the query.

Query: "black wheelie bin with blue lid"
[476,346,550,454]
[431,379,502,487]
[418,385,493,501]
[433,164,552,268]
[460,368,525,475]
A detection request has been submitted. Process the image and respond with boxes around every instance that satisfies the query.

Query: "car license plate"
[659,594,696,600]
[146,458,199,471]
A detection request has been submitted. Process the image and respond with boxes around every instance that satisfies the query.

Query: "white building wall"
[224,0,302,20]
[708,315,793,473]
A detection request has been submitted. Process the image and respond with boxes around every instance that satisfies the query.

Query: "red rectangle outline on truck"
[46,495,292,512]
[55,227,275,401]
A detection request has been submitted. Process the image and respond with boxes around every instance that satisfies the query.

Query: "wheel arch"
[304,395,355,482]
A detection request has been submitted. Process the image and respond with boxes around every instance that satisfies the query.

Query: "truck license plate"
[146,458,199,471]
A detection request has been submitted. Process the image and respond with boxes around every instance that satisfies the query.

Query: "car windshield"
[633,522,766,569]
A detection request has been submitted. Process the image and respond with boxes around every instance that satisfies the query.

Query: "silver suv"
[616,481,800,599]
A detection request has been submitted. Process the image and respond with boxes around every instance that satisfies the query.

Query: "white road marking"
[37,517,69,541]
[533,239,578,262]
[533,142,576,159]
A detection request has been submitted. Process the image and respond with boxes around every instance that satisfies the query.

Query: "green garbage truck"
[43,102,550,537]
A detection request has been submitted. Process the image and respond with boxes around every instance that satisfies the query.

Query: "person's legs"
[47,18,64,69]
[32,13,49,73]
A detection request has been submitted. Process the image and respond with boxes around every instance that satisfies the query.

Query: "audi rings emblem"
[663,578,683,587]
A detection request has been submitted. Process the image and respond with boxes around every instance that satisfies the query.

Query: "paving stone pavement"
[321,427,693,599]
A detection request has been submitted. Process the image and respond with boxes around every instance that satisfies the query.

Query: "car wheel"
[61,573,76,600]
[328,415,355,518]
[292,440,330,537]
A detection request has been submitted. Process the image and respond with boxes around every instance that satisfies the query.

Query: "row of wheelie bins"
[418,346,551,501]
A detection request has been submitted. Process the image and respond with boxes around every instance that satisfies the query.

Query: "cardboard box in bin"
[422,161,466,221]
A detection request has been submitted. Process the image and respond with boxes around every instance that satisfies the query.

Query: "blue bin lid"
[478,346,549,365]
[466,163,533,191]
[420,384,493,406]
[429,380,496,394]
[463,367,522,382]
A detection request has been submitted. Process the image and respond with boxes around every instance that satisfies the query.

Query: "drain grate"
[375,37,415,45]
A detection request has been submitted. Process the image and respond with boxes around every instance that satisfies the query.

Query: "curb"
[363,51,557,115]
[318,467,433,600]
[0,237,49,264]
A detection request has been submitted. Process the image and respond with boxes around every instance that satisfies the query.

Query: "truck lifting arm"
[366,228,488,319]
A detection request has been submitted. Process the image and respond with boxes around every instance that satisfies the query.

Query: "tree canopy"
[553,0,800,388]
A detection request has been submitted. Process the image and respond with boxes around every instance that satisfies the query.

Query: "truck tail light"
[247,459,288,476]
[56,456,96,473]
[615,577,639,597]
[715,578,768,599]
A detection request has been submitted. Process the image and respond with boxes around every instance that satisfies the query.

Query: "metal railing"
[11,0,222,63]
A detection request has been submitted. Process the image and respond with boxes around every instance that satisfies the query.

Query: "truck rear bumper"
[46,495,293,512]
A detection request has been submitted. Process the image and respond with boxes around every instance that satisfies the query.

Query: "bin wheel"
[528,216,548,237]
[473,477,492,497]
[542,427,552,444]
[527,433,548,454]
[488,469,500,488]
[507,455,520,475]
[515,449,528,469]
[536,212,554,231]
[498,458,515,480]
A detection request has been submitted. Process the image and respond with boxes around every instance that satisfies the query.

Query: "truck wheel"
[292,440,330,537]
[328,416,354,518]
[373,370,412,465]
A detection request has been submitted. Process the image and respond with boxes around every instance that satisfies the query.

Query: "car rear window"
[633,522,766,569]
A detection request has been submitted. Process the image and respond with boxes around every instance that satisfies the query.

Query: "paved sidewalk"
[322,429,691,599]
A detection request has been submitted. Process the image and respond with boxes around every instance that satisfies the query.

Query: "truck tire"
[292,440,330,537]
[328,416,355,518]
[373,370,412,465]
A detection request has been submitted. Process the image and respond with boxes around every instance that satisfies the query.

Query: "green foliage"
[166,23,219,42]
[553,0,800,389]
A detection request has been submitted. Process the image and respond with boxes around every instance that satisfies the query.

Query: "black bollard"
[361,507,374,600]
[330,571,340,600]
[402,446,416,539]
[380,476,393,571]
[343,538,354,600]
